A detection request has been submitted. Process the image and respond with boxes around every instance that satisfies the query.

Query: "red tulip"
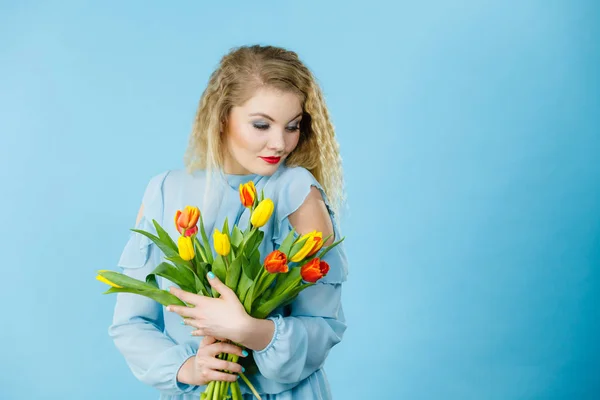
[301,258,330,283]
[264,250,288,274]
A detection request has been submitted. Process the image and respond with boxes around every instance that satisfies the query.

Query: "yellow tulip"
[178,235,195,261]
[239,181,257,208]
[290,231,324,262]
[250,199,274,228]
[213,228,231,256]
[96,270,123,288]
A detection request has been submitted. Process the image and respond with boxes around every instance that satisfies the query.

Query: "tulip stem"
[239,372,262,400]
[253,269,268,298]
[223,255,230,272]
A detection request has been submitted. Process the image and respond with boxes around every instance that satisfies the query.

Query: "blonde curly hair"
[183,44,345,213]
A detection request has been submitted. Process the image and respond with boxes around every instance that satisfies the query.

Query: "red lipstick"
[260,156,281,164]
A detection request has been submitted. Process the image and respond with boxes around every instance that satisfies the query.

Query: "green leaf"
[260,285,274,304]
[103,286,187,307]
[222,217,230,237]
[252,273,277,308]
[194,273,208,296]
[152,219,178,251]
[225,255,243,292]
[148,262,197,292]
[243,230,264,264]
[242,269,266,313]
[195,261,209,279]
[131,228,180,259]
[165,255,193,268]
[277,228,298,256]
[279,285,314,309]
[316,237,345,260]
[243,284,255,314]
[241,229,257,256]
[253,284,313,319]
[231,226,244,248]
[212,255,227,283]
[198,212,214,264]
[237,270,254,303]
[193,237,209,264]
[288,236,309,260]
[246,249,262,279]
[271,266,301,298]
[146,273,159,289]
[98,270,157,292]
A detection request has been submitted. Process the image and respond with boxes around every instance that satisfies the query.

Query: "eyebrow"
[249,112,303,123]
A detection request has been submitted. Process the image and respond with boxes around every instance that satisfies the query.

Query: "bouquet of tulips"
[97,180,343,400]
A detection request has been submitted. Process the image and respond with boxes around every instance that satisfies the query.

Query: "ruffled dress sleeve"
[252,167,348,384]
[108,170,202,395]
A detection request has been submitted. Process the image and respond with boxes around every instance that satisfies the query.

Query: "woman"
[109,44,348,399]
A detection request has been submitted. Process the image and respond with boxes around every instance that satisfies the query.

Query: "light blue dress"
[108,164,349,399]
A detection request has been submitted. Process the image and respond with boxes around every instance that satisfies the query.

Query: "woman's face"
[223,87,303,176]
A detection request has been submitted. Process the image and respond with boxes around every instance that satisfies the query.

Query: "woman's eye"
[286,125,300,132]
[253,123,269,130]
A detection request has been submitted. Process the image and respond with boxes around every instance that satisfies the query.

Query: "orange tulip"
[264,250,288,274]
[239,181,257,208]
[174,206,200,236]
[301,258,330,283]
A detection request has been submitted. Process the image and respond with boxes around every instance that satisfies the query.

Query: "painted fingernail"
[180,320,185,325]
[242,367,246,373]
[242,350,248,357]
[208,272,215,279]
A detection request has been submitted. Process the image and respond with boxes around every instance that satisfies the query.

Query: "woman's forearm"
[239,316,275,351]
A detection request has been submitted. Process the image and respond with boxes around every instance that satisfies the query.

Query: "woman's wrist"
[238,315,275,351]
[176,356,196,385]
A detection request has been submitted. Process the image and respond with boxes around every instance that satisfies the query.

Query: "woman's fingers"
[199,335,216,347]
[183,318,203,330]
[190,329,228,343]
[204,369,239,383]
[205,342,246,358]
[206,357,243,374]
[166,304,196,318]
[168,286,202,306]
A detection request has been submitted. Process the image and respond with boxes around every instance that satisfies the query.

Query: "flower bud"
[239,181,257,208]
[300,258,330,283]
[174,206,200,235]
[213,228,231,257]
[290,231,324,262]
[264,250,288,274]
[178,235,195,261]
[250,199,274,228]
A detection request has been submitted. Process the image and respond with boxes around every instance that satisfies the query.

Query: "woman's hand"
[167,273,252,344]
[177,335,246,386]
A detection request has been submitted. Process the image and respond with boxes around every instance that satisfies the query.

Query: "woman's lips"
[260,156,281,164]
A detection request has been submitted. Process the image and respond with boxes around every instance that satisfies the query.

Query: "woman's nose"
[267,130,285,152]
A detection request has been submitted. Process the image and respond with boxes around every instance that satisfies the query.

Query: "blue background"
[1,1,598,399]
